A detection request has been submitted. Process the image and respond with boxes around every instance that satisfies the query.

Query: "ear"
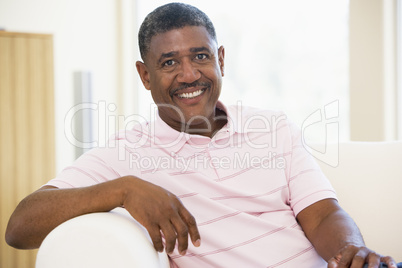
[136,61,151,90]
[218,46,225,77]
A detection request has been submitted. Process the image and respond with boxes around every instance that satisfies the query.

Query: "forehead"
[148,26,217,60]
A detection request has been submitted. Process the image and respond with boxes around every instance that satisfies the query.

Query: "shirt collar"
[151,101,238,153]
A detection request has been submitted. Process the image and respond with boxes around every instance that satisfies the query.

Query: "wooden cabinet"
[0,32,55,268]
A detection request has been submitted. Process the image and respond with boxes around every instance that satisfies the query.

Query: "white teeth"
[178,89,204,99]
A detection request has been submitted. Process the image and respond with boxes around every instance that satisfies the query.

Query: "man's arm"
[297,198,397,268]
[5,176,200,255]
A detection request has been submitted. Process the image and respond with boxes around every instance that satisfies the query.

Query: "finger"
[178,206,201,247]
[381,256,398,268]
[327,257,340,268]
[336,246,359,268]
[147,224,164,253]
[160,222,177,254]
[349,248,367,268]
[366,252,381,268]
[171,217,189,255]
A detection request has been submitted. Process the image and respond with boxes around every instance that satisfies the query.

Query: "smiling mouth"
[171,81,211,98]
[176,89,206,99]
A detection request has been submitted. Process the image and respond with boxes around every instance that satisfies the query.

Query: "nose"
[177,59,201,83]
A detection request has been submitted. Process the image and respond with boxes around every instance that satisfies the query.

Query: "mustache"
[170,81,211,96]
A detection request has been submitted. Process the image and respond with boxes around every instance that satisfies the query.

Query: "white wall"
[349,0,399,141]
[0,0,119,174]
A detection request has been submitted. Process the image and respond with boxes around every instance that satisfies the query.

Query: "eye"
[163,59,176,67]
[195,54,208,60]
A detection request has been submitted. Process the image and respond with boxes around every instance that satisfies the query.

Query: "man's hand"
[120,176,201,255]
[297,199,398,268]
[327,244,397,268]
[6,176,200,253]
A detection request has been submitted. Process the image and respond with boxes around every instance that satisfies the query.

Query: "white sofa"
[36,207,170,268]
[36,142,402,267]
[316,141,402,261]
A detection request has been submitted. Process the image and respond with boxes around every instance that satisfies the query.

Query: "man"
[6,3,399,267]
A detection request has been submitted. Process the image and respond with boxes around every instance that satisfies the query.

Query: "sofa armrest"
[36,207,169,268]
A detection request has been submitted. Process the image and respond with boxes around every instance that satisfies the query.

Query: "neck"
[185,108,227,138]
[162,107,228,138]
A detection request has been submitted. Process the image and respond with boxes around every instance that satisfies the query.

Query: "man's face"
[136,26,225,131]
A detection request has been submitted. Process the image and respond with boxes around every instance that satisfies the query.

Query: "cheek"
[211,70,223,92]
[150,76,173,99]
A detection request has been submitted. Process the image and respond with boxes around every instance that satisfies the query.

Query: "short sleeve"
[286,120,337,216]
[44,147,122,189]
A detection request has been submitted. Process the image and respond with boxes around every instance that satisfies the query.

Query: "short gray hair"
[138,2,217,61]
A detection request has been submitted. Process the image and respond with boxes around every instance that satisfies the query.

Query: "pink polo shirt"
[46,102,336,267]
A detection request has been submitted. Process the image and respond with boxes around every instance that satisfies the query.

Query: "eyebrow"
[189,46,211,54]
[157,47,212,64]
[158,51,179,64]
